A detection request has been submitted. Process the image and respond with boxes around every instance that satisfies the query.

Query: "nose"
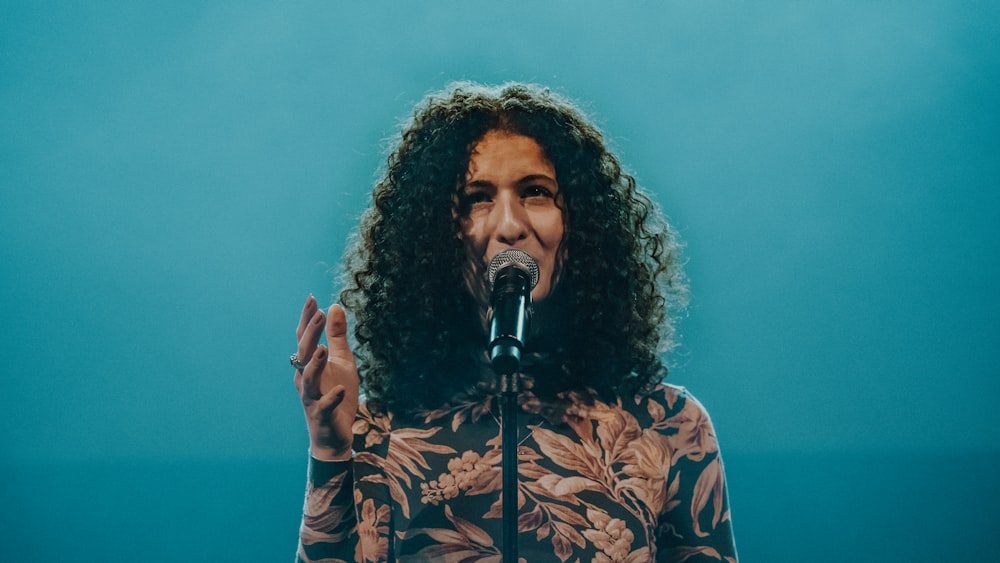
[492,193,529,245]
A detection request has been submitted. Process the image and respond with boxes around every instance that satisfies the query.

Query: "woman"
[292,82,737,562]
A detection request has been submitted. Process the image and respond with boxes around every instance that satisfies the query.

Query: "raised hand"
[293,296,359,461]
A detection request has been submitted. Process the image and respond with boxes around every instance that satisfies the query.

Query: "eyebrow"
[517,174,558,186]
[464,174,558,190]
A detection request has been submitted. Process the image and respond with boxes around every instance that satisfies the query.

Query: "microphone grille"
[487,248,540,289]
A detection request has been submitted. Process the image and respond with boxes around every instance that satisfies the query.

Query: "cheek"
[552,222,565,246]
[459,217,483,248]
[542,211,565,247]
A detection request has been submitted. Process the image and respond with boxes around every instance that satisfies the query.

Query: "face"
[459,130,565,302]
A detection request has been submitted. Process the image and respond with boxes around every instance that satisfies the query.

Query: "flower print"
[420,449,501,505]
[583,508,636,562]
[355,492,390,563]
[420,473,459,505]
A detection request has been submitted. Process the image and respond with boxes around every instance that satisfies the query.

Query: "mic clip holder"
[498,371,521,394]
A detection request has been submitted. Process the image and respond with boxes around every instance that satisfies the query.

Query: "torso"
[350,383,718,562]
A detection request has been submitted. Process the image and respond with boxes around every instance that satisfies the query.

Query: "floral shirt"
[297,383,737,562]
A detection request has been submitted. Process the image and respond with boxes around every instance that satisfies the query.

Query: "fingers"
[300,345,327,401]
[296,295,318,341]
[295,307,326,373]
[294,300,356,406]
[315,384,348,414]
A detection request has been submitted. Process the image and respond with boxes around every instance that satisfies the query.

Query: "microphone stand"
[498,368,520,563]
[487,251,535,563]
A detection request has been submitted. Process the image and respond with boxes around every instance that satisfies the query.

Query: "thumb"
[326,304,354,361]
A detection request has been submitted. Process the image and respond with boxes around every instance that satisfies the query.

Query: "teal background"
[2,1,998,561]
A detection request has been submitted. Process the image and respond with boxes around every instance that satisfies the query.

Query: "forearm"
[296,457,358,563]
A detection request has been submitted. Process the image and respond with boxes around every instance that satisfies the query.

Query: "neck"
[525,286,567,353]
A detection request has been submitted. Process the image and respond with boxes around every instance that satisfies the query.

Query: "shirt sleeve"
[296,457,358,563]
[655,387,738,562]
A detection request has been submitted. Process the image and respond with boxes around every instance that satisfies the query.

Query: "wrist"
[310,445,352,462]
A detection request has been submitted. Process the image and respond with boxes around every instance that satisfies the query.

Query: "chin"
[531,275,562,304]
[531,286,551,303]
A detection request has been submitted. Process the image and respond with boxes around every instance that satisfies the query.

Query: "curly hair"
[339,82,686,415]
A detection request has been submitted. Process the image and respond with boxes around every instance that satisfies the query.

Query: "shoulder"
[616,384,722,455]
[622,382,714,421]
[649,382,692,409]
[649,383,722,462]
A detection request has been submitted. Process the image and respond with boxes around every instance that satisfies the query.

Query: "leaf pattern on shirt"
[352,402,457,519]
[516,398,674,559]
[355,490,391,563]
[301,470,353,545]
[421,392,497,432]
[404,387,730,561]
[666,545,739,563]
[297,384,738,562]
[400,504,503,563]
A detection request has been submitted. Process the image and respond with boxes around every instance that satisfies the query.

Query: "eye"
[464,191,491,204]
[522,185,552,198]
[458,190,491,214]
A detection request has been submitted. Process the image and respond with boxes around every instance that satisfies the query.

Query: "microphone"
[487,248,540,376]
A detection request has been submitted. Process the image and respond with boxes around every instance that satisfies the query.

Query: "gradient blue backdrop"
[2,2,997,561]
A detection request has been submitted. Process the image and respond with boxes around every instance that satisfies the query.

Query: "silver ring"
[290,354,308,371]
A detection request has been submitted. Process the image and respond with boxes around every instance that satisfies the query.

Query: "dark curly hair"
[339,82,686,415]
